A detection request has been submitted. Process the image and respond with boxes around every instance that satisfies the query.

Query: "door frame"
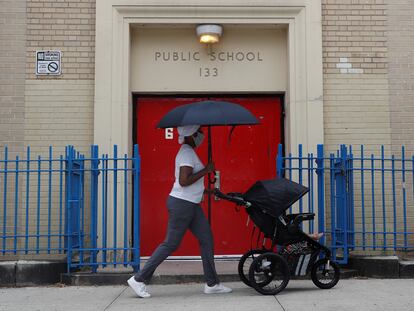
[94,1,324,157]
[133,93,285,258]
[94,1,324,255]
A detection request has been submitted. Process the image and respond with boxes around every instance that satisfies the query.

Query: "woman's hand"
[204,161,215,173]
[178,162,216,187]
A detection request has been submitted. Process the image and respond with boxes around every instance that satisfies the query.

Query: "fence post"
[276,144,283,177]
[14,155,19,255]
[340,144,349,263]
[2,146,8,255]
[348,146,355,250]
[66,146,73,274]
[90,145,99,273]
[132,144,141,272]
[316,145,325,245]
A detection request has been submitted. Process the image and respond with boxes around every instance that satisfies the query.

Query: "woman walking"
[128,125,232,298]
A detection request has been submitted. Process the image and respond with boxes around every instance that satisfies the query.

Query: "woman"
[128,125,232,298]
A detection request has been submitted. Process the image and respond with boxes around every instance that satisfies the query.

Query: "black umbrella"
[157,100,259,128]
[157,100,259,223]
[243,178,309,218]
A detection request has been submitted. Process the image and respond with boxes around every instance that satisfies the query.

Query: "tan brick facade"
[4,0,412,157]
[322,0,391,154]
[322,0,387,75]
[1,0,414,260]
[26,0,95,80]
[1,1,95,259]
[388,0,414,154]
[0,0,26,154]
[24,0,96,155]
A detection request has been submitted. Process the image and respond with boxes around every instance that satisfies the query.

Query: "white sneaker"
[260,260,272,269]
[204,283,233,294]
[127,276,151,298]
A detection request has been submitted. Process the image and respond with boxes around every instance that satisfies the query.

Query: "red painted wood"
[137,97,282,256]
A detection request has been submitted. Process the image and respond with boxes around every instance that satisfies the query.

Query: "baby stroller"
[214,178,340,295]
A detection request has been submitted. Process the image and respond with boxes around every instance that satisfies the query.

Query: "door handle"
[214,171,220,201]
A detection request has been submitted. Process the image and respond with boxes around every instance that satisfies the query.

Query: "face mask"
[192,132,205,147]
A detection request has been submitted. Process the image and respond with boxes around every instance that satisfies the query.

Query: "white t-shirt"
[169,144,205,203]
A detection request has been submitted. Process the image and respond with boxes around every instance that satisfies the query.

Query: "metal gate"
[65,145,141,273]
[65,150,85,251]
[329,145,355,263]
[277,144,414,264]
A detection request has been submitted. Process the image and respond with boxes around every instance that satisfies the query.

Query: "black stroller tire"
[311,258,340,289]
[238,249,268,287]
[248,252,290,295]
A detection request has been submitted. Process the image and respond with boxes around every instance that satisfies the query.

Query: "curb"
[0,261,66,287]
[399,260,414,278]
[61,273,241,286]
[60,269,358,286]
[2,256,413,287]
[345,255,414,278]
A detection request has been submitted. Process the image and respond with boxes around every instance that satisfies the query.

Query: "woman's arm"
[179,162,215,187]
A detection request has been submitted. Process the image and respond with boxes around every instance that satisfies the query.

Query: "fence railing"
[0,145,141,273]
[1,146,67,256]
[2,143,413,268]
[277,144,414,263]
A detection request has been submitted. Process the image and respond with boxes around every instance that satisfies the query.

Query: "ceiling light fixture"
[196,24,223,44]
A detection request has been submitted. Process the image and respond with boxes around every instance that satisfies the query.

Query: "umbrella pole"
[207,126,212,224]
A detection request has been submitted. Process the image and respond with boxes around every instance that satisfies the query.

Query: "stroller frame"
[214,187,340,295]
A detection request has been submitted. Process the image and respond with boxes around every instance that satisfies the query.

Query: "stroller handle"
[213,188,251,207]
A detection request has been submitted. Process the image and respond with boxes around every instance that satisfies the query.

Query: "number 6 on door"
[165,128,173,139]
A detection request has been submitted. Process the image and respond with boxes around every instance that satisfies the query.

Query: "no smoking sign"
[36,51,61,75]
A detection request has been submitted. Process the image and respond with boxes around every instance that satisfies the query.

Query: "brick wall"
[0,1,27,256]
[387,0,414,250]
[387,0,414,154]
[25,80,94,154]
[321,0,391,154]
[0,0,26,153]
[24,0,96,154]
[26,0,95,80]
[0,0,96,260]
[322,0,387,75]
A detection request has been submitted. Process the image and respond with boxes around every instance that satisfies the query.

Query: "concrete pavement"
[1,279,413,311]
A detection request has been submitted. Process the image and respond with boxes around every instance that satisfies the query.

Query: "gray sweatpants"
[134,196,220,286]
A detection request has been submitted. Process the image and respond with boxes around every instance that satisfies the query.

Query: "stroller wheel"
[238,249,268,287]
[248,252,290,295]
[311,258,340,289]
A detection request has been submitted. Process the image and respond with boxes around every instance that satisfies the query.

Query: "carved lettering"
[153,51,264,62]
[209,52,216,61]
[246,52,255,61]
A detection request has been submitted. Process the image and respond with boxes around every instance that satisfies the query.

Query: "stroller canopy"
[243,178,309,218]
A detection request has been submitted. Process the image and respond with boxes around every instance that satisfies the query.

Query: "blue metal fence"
[277,144,414,264]
[2,143,413,269]
[0,145,141,273]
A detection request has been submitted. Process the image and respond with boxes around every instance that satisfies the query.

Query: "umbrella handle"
[207,126,216,185]
[208,173,216,185]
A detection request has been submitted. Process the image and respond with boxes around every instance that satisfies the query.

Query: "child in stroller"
[213,178,340,295]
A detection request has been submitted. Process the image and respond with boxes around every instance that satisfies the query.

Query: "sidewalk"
[1,279,413,311]
[62,259,358,286]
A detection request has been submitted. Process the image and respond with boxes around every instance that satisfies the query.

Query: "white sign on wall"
[36,51,61,75]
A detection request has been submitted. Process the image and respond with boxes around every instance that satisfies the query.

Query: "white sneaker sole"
[127,278,151,298]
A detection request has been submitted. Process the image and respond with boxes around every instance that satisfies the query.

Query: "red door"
[137,97,282,256]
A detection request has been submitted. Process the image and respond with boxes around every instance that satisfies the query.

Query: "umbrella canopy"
[243,178,309,218]
[156,99,259,225]
[157,100,259,128]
